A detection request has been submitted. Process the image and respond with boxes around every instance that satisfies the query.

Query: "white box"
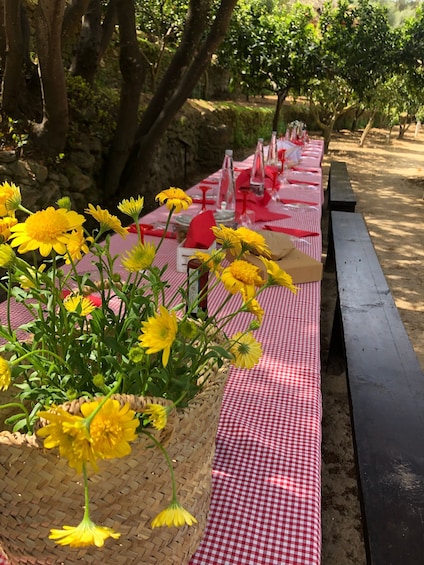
[176,240,216,272]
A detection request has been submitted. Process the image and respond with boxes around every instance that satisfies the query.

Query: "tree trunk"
[115,0,238,201]
[98,0,118,61]
[32,0,68,155]
[62,0,90,50]
[71,0,102,84]
[272,89,288,132]
[1,0,26,116]
[103,0,146,200]
[359,110,376,147]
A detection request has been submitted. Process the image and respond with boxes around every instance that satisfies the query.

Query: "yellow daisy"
[49,517,120,548]
[220,260,265,300]
[260,257,298,293]
[143,403,168,430]
[151,501,197,528]
[235,227,271,258]
[211,224,240,253]
[80,398,139,460]
[156,187,192,213]
[37,405,98,473]
[138,305,178,367]
[0,356,11,391]
[0,181,21,216]
[230,331,262,369]
[0,216,18,243]
[121,241,156,271]
[117,196,145,218]
[64,294,97,317]
[240,290,264,324]
[85,204,129,238]
[65,228,93,264]
[18,263,46,290]
[194,250,225,275]
[0,243,16,268]
[9,207,85,257]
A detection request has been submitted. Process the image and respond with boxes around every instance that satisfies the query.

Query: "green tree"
[218,0,320,131]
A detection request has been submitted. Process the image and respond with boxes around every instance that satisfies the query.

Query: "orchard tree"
[218,0,320,131]
[316,0,398,147]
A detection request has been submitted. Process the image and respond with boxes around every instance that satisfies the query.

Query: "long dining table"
[0,139,324,565]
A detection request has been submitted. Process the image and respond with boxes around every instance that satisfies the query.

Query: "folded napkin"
[264,225,319,237]
[279,197,316,206]
[128,223,176,239]
[184,210,216,248]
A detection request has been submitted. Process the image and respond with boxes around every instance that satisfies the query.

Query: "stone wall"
[0,99,274,214]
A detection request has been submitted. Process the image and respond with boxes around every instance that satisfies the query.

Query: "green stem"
[141,429,178,501]
[82,463,91,521]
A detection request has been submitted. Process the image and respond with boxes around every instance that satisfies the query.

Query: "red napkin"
[264,225,319,237]
[184,210,216,248]
[128,224,176,239]
[279,198,316,206]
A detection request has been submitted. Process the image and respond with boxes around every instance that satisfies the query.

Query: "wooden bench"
[327,160,357,212]
[325,161,357,271]
[330,210,424,565]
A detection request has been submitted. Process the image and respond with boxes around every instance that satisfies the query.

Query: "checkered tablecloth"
[0,144,323,565]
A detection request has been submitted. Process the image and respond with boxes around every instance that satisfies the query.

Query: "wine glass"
[265,165,280,201]
[199,184,213,212]
[238,186,254,227]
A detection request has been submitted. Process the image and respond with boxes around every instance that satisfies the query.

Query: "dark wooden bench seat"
[325,160,357,271]
[330,210,424,565]
[327,160,357,212]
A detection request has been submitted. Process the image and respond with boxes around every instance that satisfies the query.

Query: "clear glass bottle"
[250,138,265,196]
[266,131,278,167]
[216,149,236,219]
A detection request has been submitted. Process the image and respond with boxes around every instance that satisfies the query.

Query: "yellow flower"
[85,203,129,238]
[121,241,156,271]
[151,501,197,528]
[220,259,265,300]
[117,196,144,218]
[143,403,168,430]
[194,249,225,275]
[18,263,46,290]
[49,517,120,548]
[0,243,16,268]
[156,187,192,213]
[80,398,139,460]
[234,227,271,258]
[0,216,18,243]
[260,257,298,293]
[0,181,21,216]
[64,294,97,317]
[138,305,178,367]
[37,406,97,473]
[65,228,93,264]
[9,207,85,257]
[0,356,11,391]
[211,224,240,252]
[240,290,264,324]
[230,332,262,369]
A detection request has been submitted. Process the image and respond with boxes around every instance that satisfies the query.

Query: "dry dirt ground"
[320,127,424,565]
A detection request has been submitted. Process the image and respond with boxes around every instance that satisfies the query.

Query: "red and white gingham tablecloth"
[0,142,323,565]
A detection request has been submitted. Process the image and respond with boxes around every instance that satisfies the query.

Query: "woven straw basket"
[0,365,229,565]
